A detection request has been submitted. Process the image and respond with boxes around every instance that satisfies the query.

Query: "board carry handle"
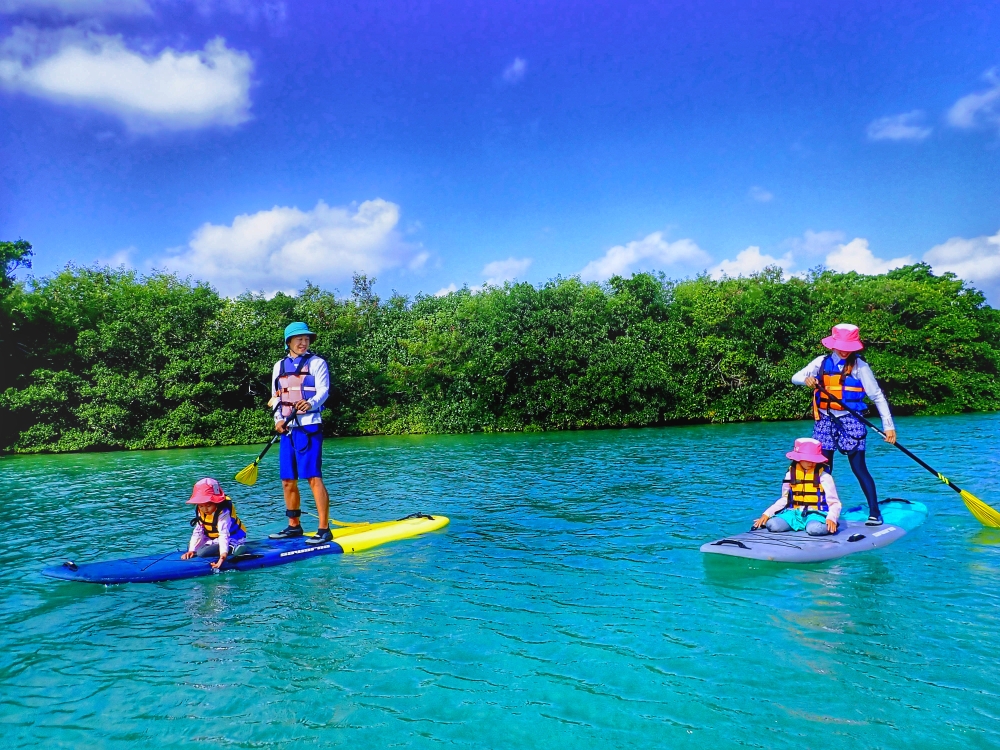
[712,539,750,549]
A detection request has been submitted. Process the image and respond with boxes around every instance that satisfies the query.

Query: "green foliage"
[1,254,998,453]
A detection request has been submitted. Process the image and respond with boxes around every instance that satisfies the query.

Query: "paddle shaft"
[815,385,967,496]
[250,411,300,464]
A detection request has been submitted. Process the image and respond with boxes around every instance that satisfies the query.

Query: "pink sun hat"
[821,323,864,352]
[786,437,829,463]
[187,477,227,504]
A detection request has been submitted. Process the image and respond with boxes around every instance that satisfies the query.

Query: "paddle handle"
[815,385,966,495]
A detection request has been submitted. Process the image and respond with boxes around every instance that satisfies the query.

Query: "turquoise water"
[2,414,999,748]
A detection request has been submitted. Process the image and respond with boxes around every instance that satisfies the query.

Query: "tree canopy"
[1,256,998,453]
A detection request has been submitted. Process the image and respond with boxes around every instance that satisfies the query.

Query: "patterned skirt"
[813,412,868,452]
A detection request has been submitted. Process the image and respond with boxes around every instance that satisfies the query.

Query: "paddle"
[816,385,1000,528]
[234,410,370,529]
[234,411,297,486]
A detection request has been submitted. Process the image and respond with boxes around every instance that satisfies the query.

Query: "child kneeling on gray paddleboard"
[181,478,248,569]
[753,438,842,536]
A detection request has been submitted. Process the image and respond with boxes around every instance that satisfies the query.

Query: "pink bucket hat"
[821,323,864,352]
[786,437,829,463]
[187,477,227,504]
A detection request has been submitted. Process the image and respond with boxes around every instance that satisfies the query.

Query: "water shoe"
[865,516,884,527]
[269,525,304,539]
[306,528,333,545]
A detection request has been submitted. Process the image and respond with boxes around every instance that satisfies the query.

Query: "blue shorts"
[279,425,323,480]
[773,507,827,531]
[813,413,868,453]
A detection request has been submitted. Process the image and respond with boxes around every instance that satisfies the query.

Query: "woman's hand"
[826,518,838,534]
[181,551,195,560]
[211,555,227,570]
[753,514,770,529]
[884,429,897,445]
[805,376,819,388]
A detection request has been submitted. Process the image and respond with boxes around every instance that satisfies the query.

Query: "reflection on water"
[0,413,998,749]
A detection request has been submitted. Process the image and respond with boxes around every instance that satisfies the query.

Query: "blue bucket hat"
[283,321,316,346]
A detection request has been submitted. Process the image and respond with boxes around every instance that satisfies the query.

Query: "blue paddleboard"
[42,514,449,584]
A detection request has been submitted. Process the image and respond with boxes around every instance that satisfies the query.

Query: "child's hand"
[826,518,838,533]
[211,555,227,570]
[181,551,195,560]
[753,514,769,529]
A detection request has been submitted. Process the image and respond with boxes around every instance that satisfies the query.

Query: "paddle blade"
[234,462,259,486]
[960,489,1000,528]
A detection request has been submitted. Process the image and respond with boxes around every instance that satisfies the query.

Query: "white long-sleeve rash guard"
[791,354,895,432]
[188,509,235,556]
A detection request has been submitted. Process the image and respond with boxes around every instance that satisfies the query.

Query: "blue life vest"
[274,353,322,420]
[814,354,867,415]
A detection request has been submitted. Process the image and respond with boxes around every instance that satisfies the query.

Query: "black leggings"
[823,449,879,518]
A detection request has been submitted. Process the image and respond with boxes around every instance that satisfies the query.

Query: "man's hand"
[826,518,838,534]
[294,399,310,413]
[805,376,819,388]
[275,421,286,433]
[884,429,897,445]
[211,555,227,570]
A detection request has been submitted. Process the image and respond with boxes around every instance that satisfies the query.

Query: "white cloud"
[825,238,913,275]
[579,232,710,282]
[97,246,135,268]
[709,232,912,281]
[0,26,252,131]
[482,256,532,286]
[434,283,458,297]
[161,199,421,296]
[710,246,792,279]
[867,110,932,141]
[748,186,773,203]
[0,0,151,15]
[948,70,1000,130]
[924,229,1000,303]
[502,57,527,84]
[408,251,430,271]
[786,229,845,260]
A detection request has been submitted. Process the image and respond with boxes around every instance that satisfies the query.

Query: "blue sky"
[2,0,1000,301]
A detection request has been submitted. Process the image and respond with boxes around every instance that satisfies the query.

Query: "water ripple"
[1,414,998,748]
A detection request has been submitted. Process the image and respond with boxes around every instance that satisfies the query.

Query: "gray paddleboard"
[700,519,909,563]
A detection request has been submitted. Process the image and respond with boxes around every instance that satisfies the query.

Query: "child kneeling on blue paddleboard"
[753,438,842,536]
[181,478,248,569]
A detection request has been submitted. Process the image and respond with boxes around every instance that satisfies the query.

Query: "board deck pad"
[701,499,927,563]
[42,514,449,585]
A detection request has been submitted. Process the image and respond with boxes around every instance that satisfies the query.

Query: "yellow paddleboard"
[326,513,450,553]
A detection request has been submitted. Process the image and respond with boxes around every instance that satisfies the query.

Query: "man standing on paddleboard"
[268,322,333,544]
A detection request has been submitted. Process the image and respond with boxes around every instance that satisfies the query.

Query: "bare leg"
[307,476,330,528]
[282,479,302,527]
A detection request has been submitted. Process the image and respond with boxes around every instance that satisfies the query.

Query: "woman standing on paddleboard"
[268,322,333,544]
[792,323,897,527]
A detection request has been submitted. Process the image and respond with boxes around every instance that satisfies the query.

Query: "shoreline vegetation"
[2,240,999,454]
